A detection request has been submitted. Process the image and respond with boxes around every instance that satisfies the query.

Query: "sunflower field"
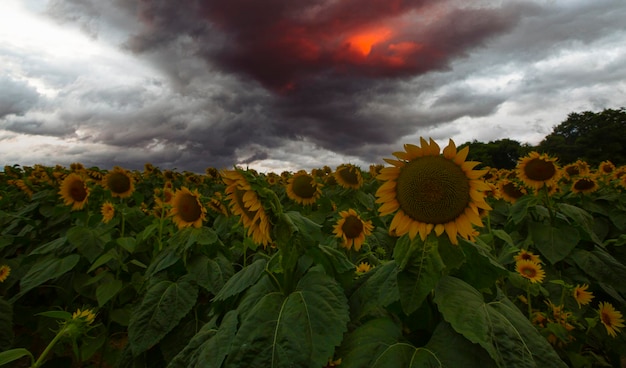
[1,138,626,368]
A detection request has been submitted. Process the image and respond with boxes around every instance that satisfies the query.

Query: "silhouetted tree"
[538,108,626,166]
[460,139,532,169]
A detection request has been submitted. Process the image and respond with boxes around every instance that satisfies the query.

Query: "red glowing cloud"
[196,1,519,91]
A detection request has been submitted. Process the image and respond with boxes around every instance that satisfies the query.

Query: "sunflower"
[334,164,363,190]
[598,301,625,337]
[514,249,542,264]
[570,175,599,194]
[516,152,560,190]
[286,170,323,205]
[59,173,90,211]
[333,209,374,251]
[170,187,206,229]
[101,201,115,224]
[72,308,97,325]
[515,259,545,283]
[0,265,10,283]
[222,170,272,247]
[598,160,615,175]
[207,192,229,217]
[573,284,594,308]
[355,261,373,274]
[375,138,491,245]
[104,166,134,198]
[498,179,527,203]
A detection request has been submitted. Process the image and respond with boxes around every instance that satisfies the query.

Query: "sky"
[1,0,625,173]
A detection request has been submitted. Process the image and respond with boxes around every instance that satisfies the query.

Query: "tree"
[538,108,626,166]
[460,139,531,169]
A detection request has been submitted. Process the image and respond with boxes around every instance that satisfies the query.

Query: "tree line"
[459,108,626,169]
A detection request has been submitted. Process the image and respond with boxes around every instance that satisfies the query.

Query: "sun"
[375,138,491,244]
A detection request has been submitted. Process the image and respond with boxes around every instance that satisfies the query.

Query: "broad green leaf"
[213,258,267,302]
[35,311,72,320]
[168,317,219,368]
[193,310,239,368]
[529,221,580,264]
[225,271,349,368]
[434,276,567,368]
[12,254,80,302]
[454,240,507,290]
[117,237,137,253]
[87,249,117,273]
[372,344,441,368]
[510,195,539,224]
[67,226,106,263]
[97,278,123,307]
[349,261,399,318]
[145,248,180,278]
[397,236,444,315]
[128,279,199,356]
[338,317,404,368]
[0,348,34,367]
[187,254,234,295]
[570,247,626,293]
[305,244,355,276]
[425,321,497,368]
[392,235,411,269]
[30,236,69,255]
[492,229,515,247]
[0,298,13,351]
[556,203,601,244]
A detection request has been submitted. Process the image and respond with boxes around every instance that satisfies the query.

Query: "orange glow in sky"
[346,26,392,55]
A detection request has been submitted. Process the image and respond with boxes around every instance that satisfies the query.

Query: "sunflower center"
[292,175,317,198]
[573,178,595,191]
[70,182,87,201]
[396,156,470,224]
[601,311,612,326]
[107,172,131,194]
[342,215,364,239]
[177,193,202,222]
[524,158,557,181]
[502,182,524,199]
[565,166,580,176]
[338,167,359,186]
[521,266,537,278]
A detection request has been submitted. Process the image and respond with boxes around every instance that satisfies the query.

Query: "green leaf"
[167,317,219,368]
[87,249,117,273]
[305,244,355,276]
[556,203,601,244]
[213,258,267,302]
[434,276,567,368]
[529,221,580,264]
[187,254,234,295]
[35,310,72,320]
[30,236,69,255]
[492,229,515,247]
[225,271,349,368]
[67,226,105,263]
[454,240,508,290]
[145,248,181,278]
[11,254,80,302]
[510,195,539,224]
[425,321,497,368]
[117,237,137,253]
[349,261,399,318]
[570,247,626,293]
[128,279,199,356]
[397,236,445,315]
[0,298,13,351]
[97,278,123,307]
[193,310,239,368]
[338,317,404,368]
[372,345,441,368]
[0,348,34,367]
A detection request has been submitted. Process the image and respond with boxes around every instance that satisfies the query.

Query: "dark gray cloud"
[0,77,40,118]
[1,0,625,172]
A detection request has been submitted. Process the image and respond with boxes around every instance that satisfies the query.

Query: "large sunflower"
[498,179,527,204]
[375,138,491,245]
[222,170,272,247]
[170,187,206,229]
[333,208,373,251]
[286,170,323,205]
[59,173,90,211]
[104,166,135,198]
[570,175,599,194]
[334,164,363,190]
[598,301,625,338]
[516,152,560,190]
